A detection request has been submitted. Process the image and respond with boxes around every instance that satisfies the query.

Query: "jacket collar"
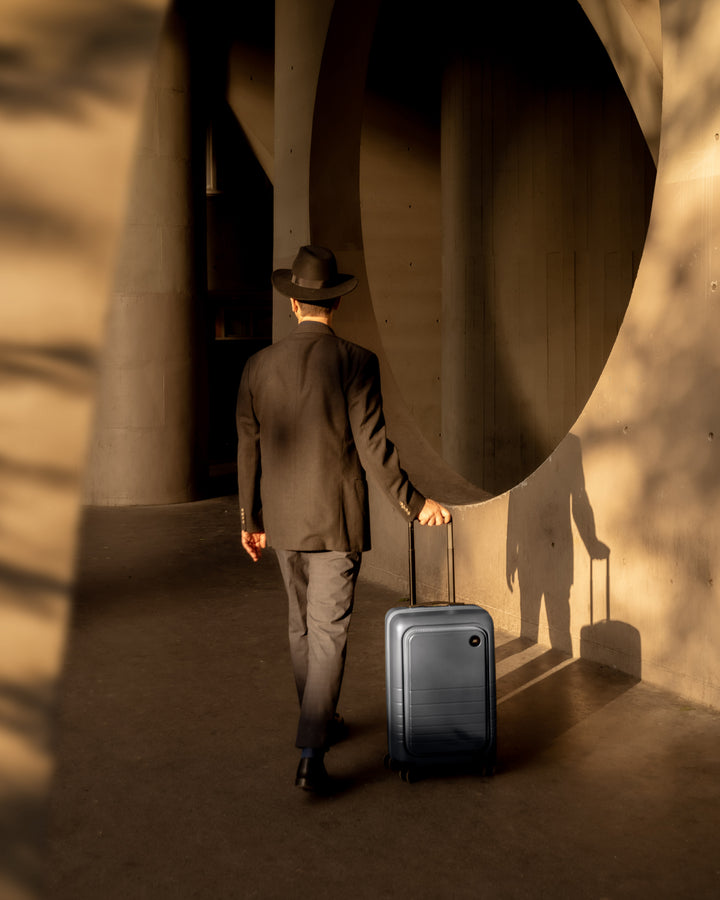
[294,320,335,335]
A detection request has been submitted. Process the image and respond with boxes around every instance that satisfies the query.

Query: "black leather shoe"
[295,756,331,793]
[326,713,348,747]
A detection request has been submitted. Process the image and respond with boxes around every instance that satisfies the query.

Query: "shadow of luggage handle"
[589,550,610,625]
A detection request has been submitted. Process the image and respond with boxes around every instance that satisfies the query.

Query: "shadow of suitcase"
[579,556,642,680]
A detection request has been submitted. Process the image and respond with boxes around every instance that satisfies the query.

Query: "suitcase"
[384,520,497,781]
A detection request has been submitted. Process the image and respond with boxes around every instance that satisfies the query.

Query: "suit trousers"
[275,549,362,749]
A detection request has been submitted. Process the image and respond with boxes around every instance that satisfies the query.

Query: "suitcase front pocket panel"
[402,624,492,757]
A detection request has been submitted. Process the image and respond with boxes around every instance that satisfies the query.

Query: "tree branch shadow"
[0,0,164,121]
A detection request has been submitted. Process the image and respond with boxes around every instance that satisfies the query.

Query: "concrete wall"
[0,1,169,895]
[230,4,656,489]
[2,0,720,891]
[379,0,720,708]
[440,2,656,494]
[262,0,720,710]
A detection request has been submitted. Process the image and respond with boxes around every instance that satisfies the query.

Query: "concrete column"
[85,0,206,505]
[441,55,488,488]
[272,0,335,340]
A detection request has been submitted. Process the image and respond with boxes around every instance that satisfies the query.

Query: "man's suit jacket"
[236,321,425,551]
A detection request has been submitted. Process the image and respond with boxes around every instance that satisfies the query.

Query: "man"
[236,245,450,793]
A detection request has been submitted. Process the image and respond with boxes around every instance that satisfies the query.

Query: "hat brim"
[272,269,358,303]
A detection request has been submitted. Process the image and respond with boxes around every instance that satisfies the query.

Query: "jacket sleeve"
[347,351,425,521]
[236,360,264,532]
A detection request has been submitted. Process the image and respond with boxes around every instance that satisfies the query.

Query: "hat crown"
[290,246,338,290]
[271,244,357,302]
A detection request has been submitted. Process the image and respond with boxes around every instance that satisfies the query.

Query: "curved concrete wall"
[579,0,662,165]
[438,3,655,493]
[266,0,720,708]
[445,0,720,707]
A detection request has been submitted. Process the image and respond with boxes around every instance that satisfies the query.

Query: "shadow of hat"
[272,245,358,303]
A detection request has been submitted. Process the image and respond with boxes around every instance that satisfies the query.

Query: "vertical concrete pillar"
[441,56,488,488]
[85,0,206,505]
[273,0,335,340]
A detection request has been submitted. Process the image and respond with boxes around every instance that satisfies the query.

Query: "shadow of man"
[506,433,609,657]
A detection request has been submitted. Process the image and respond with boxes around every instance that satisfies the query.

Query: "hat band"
[291,273,335,290]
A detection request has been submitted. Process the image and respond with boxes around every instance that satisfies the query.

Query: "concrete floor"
[48,496,720,899]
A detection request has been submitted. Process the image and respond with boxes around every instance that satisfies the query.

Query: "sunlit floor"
[49,496,720,899]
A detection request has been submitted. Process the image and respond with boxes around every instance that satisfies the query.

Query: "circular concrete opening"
[361,0,656,496]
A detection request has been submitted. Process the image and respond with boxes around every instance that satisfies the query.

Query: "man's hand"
[242,531,267,562]
[417,498,452,526]
[589,539,610,560]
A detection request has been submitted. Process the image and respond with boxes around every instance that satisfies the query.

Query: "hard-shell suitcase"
[384,521,497,781]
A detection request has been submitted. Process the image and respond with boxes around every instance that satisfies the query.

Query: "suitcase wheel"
[480,755,497,777]
[384,755,417,783]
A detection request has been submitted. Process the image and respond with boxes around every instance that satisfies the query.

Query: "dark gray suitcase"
[384,521,497,781]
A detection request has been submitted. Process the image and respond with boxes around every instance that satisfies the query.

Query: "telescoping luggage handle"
[407,519,455,606]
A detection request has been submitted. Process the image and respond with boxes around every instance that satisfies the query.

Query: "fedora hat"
[272,245,358,304]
